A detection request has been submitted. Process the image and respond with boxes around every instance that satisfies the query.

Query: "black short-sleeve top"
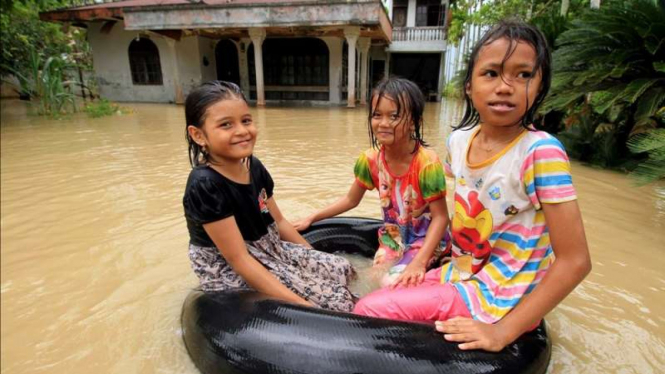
[183,156,275,247]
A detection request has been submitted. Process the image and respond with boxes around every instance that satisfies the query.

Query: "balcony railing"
[392,26,445,42]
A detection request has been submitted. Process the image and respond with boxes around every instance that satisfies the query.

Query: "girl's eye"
[390,114,399,121]
[518,72,532,79]
[372,112,381,118]
[220,122,232,128]
[482,70,498,78]
[242,118,253,125]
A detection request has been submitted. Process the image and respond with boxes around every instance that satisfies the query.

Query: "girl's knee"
[353,292,388,317]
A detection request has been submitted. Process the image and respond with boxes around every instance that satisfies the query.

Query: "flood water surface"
[1,99,664,373]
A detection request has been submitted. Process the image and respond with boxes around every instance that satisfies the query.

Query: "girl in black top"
[183,81,356,312]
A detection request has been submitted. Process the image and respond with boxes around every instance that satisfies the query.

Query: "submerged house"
[40,0,449,106]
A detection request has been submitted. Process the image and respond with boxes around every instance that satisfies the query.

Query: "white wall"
[199,37,217,83]
[88,22,207,102]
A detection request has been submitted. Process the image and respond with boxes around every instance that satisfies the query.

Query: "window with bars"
[128,38,163,86]
[248,38,330,100]
[416,0,445,27]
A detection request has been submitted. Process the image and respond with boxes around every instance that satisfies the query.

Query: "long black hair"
[185,80,248,167]
[368,77,427,152]
[455,19,552,131]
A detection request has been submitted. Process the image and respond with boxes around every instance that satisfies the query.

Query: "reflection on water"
[1,99,663,374]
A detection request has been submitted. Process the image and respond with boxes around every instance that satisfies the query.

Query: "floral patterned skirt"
[188,223,357,312]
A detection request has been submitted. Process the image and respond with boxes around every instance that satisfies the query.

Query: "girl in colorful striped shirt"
[354,20,592,352]
[294,77,450,288]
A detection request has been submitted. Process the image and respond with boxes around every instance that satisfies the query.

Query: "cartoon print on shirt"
[258,188,269,214]
[451,191,494,278]
[488,186,501,200]
[475,178,484,189]
[504,205,519,216]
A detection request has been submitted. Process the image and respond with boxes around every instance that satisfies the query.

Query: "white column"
[358,37,371,105]
[239,38,251,96]
[344,27,360,108]
[165,38,184,104]
[406,0,417,27]
[249,28,266,106]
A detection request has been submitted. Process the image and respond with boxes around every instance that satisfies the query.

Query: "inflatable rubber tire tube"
[181,217,552,374]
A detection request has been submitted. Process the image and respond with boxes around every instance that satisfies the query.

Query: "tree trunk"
[561,0,570,16]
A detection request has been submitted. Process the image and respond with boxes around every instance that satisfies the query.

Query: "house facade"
[41,0,449,106]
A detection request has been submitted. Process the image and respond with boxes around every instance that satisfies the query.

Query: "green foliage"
[543,0,665,167]
[3,46,78,116]
[627,128,665,184]
[446,0,588,45]
[0,0,90,78]
[83,99,129,118]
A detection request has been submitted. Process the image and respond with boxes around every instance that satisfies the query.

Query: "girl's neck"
[207,156,249,183]
[383,139,417,162]
[478,122,525,142]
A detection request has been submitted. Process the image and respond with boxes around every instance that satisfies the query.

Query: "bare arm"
[392,198,450,287]
[293,182,367,231]
[265,196,311,247]
[203,217,312,306]
[437,200,592,351]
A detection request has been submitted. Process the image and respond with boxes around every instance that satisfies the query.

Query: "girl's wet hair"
[368,77,427,152]
[455,19,552,130]
[185,80,248,167]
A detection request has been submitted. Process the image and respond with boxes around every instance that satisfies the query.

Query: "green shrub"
[83,99,127,118]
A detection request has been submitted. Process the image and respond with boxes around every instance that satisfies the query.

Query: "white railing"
[392,27,446,42]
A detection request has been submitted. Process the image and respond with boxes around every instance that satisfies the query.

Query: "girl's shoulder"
[416,144,443,165]
[518,130,567,155]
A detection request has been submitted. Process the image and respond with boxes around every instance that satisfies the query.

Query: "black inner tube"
[181,217,551,374]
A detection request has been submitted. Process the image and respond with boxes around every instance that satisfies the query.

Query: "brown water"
[1,99,664,374]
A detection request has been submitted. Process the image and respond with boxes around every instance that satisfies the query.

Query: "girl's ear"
[187,125,206,147]
[465,81,471,96]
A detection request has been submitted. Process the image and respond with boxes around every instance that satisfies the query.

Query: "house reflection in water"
[41,0,450,106]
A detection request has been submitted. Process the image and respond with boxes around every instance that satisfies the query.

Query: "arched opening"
[215,40,240,85]
[128,38,163,85]
[248,38,329,101]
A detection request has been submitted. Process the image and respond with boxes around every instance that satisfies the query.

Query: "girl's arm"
[203,217,312,306]
[392,198,449,288]
[436,200,592,351]
[292,182,367,231]
[265,196,311,247]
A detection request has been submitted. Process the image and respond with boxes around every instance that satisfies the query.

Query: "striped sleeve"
[521,135,577,209]
[353,151,375,190]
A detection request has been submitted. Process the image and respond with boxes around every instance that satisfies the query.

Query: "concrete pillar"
[344,27,360,108]
[239,38,251,96]
[385,50,391,78]
[437,51,445,102]
[165,38,184,104]
[407,0,417,27]
[358,37,371,105]
[321,37,343,104]
[248,28,266,106]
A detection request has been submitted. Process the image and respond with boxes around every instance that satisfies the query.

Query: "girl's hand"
[435,317,511,352]
[292,217,313,232]
[391,263,426,288]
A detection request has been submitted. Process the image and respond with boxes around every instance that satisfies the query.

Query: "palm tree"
[543,0,665,166]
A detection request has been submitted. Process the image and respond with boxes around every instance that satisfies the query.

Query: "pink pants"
[353,267,471,323]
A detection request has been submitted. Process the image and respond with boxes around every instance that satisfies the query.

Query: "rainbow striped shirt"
[441,128,576,323]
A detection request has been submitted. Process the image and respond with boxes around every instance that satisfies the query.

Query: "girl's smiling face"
[466,37,543,128]
[370,94,413,147]
[191,98,257,163]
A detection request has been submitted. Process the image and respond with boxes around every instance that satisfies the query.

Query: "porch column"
[344,27,360,108]
[358,37,371,105]
[165,38,184,104]
[385,50,391,79]
[249,28,266,106]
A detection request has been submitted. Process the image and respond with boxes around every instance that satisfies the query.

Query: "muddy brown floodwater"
[1,99,664,373]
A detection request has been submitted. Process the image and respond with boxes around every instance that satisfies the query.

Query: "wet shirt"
[441,128,577,323]
[353,144,446,257]
[183,156,275,247]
